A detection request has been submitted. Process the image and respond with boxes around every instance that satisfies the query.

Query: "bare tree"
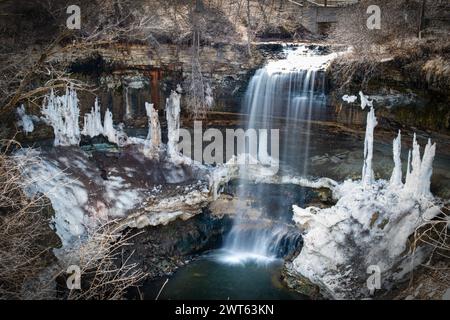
[65,222,147,300]
[0,141,59,299]
[0,0,164,137]
[246,0,253,56]
[184,0,210,119]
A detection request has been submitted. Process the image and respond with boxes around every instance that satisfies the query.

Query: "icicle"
[124,86,132,120]
[205,83,214,108]
[166,90,181,160]
[417,139,436,197]
[405,149,412,183]
[390,130,403,186]
[404,134,421,193]
[41,86,81,146]
[361,107,378,186]
[359,91,373,110]
[16,104,34,134]
[403,134,436,198]
[143,102,161,159]
[103,108,117,144]
[81,98,103,137]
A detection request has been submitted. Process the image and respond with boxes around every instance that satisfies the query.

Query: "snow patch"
[342,95,357,103]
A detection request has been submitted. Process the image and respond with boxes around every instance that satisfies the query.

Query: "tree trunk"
[246,0,252,57]
[418,0,426,38]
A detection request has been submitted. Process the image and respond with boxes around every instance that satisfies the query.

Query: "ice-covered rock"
[359,91,373,110]
[209,153,337,200]
[15,144,214,247]
[291,108,440,299]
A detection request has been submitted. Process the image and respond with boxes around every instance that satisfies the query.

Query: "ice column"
[82,98,103,137]
[143,102,161,159]
[390,130,403,186]
[361,107,378,186]
[166,90,181,160]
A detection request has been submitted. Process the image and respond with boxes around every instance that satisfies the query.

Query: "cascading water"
[219,45,336,264]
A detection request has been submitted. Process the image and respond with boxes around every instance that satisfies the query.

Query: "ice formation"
[404,134,436,198]
[143,102,162,159]
[342,94,357,103]
[166,90,182,161]
[16,104,34,134]
[205,83,214,108]
[124,86,132,119]
[41,86,130,147]
[103,109,116,143]
[210,153,337,201]
[291,108,439,299]
[81,99,127,146]
[81,98,103,137]
[41,87,81,146]
[390,130,402,186]
[359,91,373,110]
[361,107,377,186]
[15,149,88,246]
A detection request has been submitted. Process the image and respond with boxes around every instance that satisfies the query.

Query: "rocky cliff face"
[327,47,450,134]
[70,42,266,116]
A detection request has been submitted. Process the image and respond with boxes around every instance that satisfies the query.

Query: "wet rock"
[208,194,259,219]
[79,134,111,146]
[122,212,232,280]
[282,262,322,299]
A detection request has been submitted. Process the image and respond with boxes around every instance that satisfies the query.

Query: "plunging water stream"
[218,45,336,264]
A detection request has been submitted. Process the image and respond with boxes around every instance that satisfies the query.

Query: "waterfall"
[219,45,335,264]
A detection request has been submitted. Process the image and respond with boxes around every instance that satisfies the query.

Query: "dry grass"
[413,204,450,263]
[401,203,450,299]
[0,140,59,299]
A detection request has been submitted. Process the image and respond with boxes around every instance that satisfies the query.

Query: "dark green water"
[145,250,306,300]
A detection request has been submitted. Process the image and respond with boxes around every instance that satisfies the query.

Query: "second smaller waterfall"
[219,222,302,264]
